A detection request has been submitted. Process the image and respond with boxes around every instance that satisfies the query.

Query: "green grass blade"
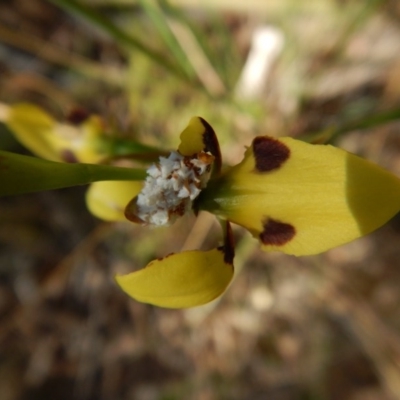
[159,0,236,89]
[47,0,192,84]
[138,0,196,81]
[302,108,400,144]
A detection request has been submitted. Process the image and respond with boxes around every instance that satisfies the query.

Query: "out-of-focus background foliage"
[1,0,400,399]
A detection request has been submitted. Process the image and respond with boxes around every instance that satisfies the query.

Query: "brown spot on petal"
[260,218,295,246]
[60,149,78,163]
[66,107,90,125]
[253,136,290,172]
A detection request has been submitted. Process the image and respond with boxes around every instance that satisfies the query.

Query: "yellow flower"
[6,103,106,163]
[4,103,142,221]
[118,117,400,308]
[5,103,400,309]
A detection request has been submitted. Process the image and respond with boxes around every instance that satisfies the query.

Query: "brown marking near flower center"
[60,149,78,163]
[125,196,146,225]
[198,117,222,174]
[66,107,90,125]
[260,218,296,246]
[217,221,235,265]
[197,151,215,166]
[169,202,186,218]
[252,136,290,172]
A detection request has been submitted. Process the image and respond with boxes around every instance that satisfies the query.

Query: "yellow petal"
[72,115,107,163]
[115,248,234,308]
[86,180,142,221]
[178,117,206,156]
[6,103,106,163]
[201,136,400,256]
[178,116,222,173]
[6,103,63,161]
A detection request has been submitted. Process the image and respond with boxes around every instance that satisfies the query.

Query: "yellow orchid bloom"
[119,117,400,308]
[3,103,142,221]
[4,103,400,309]
[5,103,106,163]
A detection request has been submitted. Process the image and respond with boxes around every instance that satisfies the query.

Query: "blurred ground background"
[1,0,400,399]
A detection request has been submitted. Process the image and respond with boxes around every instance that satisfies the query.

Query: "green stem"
[0,151,146,197]
[138,0,195,81]
[302,108,400,144]
[103,138,166,158]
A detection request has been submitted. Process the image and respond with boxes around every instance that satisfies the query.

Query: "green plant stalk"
[138,0,196,81]
[160,0,234,88]
[338,108,400,133]
[47,0,195,86]
[0,151,146,197]
[158,0,228,97]
[102,137,166,159]
[302,108,400,144]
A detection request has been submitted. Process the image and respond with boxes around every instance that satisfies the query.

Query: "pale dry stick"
[167,19,227,98]
[0,103,9,122]
[318,269,400,400]
[180,210,217,251]
[0,24,126,87]
[235,26,284,101]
